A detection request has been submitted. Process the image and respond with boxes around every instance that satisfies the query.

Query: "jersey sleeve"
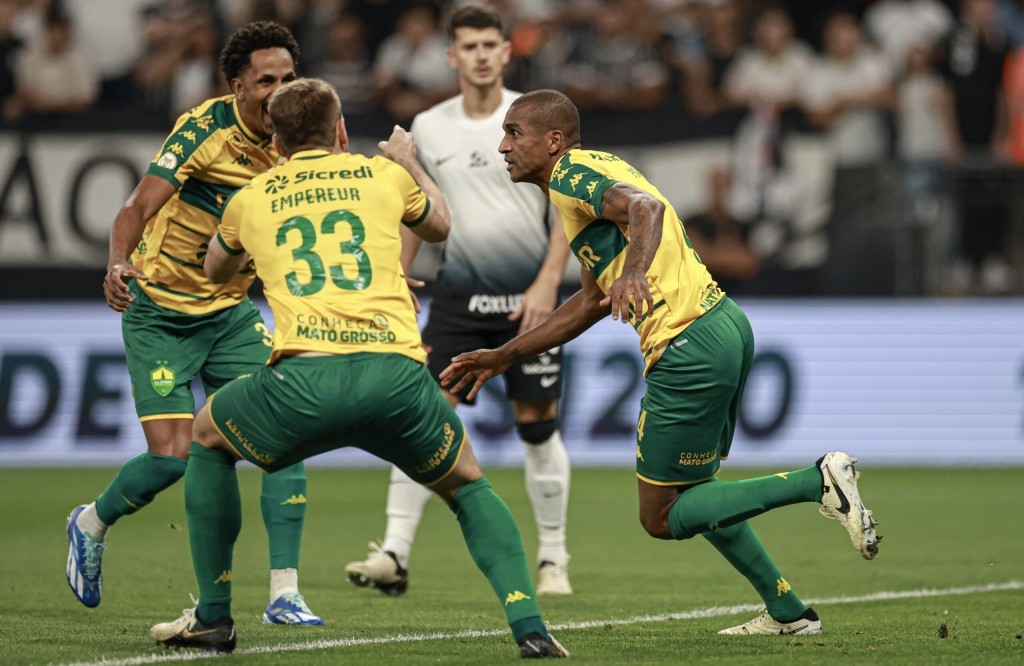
[548,154,618,220]
[146,112,224,189]
[215,188,246,255]
[381,157,431,227]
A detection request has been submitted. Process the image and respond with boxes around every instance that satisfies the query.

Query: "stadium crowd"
[1,0,1022,296]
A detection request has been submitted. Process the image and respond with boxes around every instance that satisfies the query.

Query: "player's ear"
[501,40,511,66]
[445,45,457,70]
[272,134,285,157]
[336,117,349,152]
[547,130,562,156]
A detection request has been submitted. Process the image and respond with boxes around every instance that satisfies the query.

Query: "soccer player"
[65,22,322,625]
[148,77,569,659]
[345,4,573,597]
[441,89,883,635]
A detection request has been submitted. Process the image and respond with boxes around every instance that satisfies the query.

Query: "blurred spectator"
[372,3,456,121]
[561,0,670,110]
[943,0,1016,293]
[722,4,814,123]
[803,9,894,167]
[896,45,959,293]
[133,4,227,120]
[3,6,99,125]
[684,167,763,294]
[313,12,376,114]
[241,0,339,69]
[680,0,748,118]
[0,0,24,113]
[347,0,417,64]
[506,11,574,92]
[995,0,1024,48]
[65,0,149,105]
[864,0,954,74]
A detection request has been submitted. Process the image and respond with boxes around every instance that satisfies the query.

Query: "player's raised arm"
[379,125,451,243]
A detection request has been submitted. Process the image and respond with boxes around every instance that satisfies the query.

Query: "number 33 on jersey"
[216,149,432,365]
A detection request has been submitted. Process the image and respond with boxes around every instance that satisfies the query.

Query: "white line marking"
[60,581,1023,666]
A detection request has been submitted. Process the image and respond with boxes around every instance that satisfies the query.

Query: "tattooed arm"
[598,182,665,323]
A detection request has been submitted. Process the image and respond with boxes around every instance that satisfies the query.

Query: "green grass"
[2,465,1022,665]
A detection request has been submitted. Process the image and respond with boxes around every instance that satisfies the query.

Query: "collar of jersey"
[290,149,332,161]
[230,99,272,149]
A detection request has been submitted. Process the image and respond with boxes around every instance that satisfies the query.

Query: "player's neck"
[461,83,503,119]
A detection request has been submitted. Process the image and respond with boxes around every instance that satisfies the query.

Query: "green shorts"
[208,353,467,485]
[122,280,273,420]
[635,297,754,486]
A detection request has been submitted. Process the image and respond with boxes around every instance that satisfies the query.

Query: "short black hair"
[446,3,503,41]
[219,21,300,83]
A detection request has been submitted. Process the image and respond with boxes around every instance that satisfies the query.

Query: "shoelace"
[279,592,313,613]
[82,534,106,580]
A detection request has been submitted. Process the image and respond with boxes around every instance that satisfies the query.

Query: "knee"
[516,418,558,444]
[639,513,674,540]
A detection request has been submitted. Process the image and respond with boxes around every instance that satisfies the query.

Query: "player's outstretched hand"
[440,349,512,402]
[601,269,653,324]
[104,262,149,313]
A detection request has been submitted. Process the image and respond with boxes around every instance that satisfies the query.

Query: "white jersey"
[411,89,553,296]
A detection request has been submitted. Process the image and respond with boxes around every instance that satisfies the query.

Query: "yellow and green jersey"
[548,149,723,373]
[133,95,279,314]
[217,149,431,364]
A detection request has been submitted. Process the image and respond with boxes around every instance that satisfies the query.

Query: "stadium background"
[1,0,1022,470]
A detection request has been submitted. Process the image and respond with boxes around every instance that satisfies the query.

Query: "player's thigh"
[200,299,273,393]
[122,281,212,421]
[209,353,466,485]
[635,299,750,485]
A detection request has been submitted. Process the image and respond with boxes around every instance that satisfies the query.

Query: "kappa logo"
[539,375,558,389]
[214,570,232,584]
[776,578,792,596]
[280,494,307,505]
[503,590,531,606]
[150,364,175,397]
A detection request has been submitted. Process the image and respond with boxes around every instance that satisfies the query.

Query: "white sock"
[522,430,571,565]
[381,465,432,569]
[270,567,298,601]
[76,502,109,540]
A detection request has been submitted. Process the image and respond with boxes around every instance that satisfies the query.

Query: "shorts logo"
[150,364,175,397]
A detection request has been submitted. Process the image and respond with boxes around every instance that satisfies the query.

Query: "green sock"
[668,466,823,540]
[703,521,806,621]
[185,442,241,623]
[94,452,187,526]
[260,462,307,570]
[447,478,547,642]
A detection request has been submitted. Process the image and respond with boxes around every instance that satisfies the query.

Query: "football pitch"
[3,465,1022,665]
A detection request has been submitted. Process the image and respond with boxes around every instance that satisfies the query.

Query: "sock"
[75,503,109,540]
[668,466,824,540]
[270,568,298,602]
[447,478,546,642]
[260,462,307,570]
[382,465,432,569]
[521,430,571,565]
[703,521,806,621]
[185,442,241,624]
[94,452,188,526]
